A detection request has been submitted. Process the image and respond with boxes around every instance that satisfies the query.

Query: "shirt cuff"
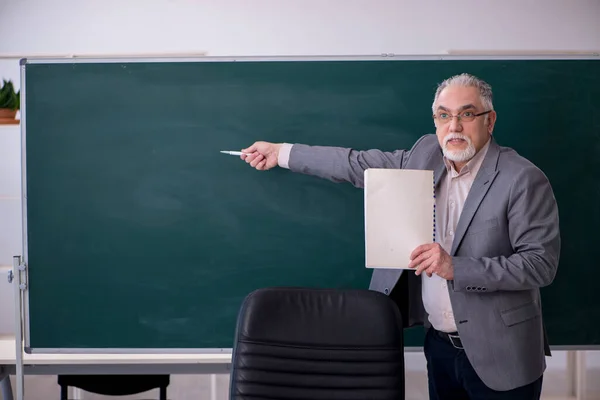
[278,143,293,169]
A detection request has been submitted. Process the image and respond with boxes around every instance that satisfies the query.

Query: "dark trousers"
[423,328,543,400]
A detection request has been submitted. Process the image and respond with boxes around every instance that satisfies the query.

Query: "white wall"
[0,0,599,372]
[1,0,599,83]
[6,0,600,57]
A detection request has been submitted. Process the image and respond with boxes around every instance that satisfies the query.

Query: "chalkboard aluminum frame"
[18,53,600,354]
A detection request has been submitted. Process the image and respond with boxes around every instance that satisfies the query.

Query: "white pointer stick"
[220,150,250,156]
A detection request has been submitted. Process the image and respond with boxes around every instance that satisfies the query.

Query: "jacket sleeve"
[452,166,561,292]
[287,135,429,188]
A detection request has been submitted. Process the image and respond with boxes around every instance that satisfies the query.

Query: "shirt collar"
[443,136,491,177]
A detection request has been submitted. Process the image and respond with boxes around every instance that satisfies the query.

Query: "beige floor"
[4,368,599,400]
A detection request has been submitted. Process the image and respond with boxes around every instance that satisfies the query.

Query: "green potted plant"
[0,79,20,120]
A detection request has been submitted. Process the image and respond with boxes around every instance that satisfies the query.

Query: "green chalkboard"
[22,56,600,350]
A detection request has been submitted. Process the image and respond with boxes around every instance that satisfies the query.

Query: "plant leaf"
[0,80,19,109]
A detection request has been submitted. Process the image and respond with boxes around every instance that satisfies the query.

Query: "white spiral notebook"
[364,168,435,269]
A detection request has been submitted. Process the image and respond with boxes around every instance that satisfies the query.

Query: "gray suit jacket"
[288,134,560,391]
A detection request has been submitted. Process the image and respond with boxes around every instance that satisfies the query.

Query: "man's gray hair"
[432,73,494,113]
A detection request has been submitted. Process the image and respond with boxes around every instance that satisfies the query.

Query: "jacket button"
[384,288,390,295]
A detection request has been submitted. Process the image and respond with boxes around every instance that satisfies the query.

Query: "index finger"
[243,152,260,163]
[242,143,258,153]
[240,151,255,160]
[410,243,435,260]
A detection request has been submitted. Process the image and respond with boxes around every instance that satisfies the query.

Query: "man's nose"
[449,116,463,132]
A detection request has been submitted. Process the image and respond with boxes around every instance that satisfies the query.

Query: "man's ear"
[487,110,497,134]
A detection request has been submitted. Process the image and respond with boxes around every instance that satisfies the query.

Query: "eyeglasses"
[433,109,492,124]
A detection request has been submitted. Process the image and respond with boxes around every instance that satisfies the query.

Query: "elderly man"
[240,73,560,400]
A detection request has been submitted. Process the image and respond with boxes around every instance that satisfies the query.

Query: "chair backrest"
[57,375,169,400]
[229,287,405,400]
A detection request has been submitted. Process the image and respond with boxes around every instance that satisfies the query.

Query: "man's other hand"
[408,243,454,280]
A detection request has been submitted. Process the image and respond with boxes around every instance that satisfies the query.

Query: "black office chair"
[229,287,405,400]
[57,375,169,400]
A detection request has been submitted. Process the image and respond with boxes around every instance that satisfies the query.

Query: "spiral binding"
[433,174,436,243]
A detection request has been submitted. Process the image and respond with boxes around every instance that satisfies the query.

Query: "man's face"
[433,85,496,164]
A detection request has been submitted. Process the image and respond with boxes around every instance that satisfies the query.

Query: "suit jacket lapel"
[450,139,501,255]
[434,158,446,189]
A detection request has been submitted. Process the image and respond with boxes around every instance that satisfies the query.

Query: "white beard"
[442,133,476,163]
